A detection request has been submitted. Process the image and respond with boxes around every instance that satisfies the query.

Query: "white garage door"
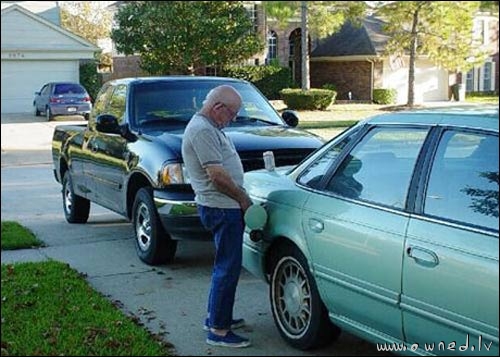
[1,60,78,114]
[384,59,449,104]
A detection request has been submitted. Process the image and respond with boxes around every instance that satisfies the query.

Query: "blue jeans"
[198,205,244,330]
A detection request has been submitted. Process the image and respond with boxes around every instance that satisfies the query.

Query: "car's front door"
[299,125,430,341]
[402,129,499,355]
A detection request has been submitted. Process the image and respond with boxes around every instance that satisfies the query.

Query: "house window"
[205,67,217,76]
[267,30,277,63]
[480,20,486,45]
[466,70,474,92]
[289,28,301,58]
[246,3,258,33]
[473,19,485,45]
[466,62,493,93]
[483,62,492,91]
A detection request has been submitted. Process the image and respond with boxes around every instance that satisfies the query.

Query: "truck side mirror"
[281,110,299,127]
[95,114,121,134]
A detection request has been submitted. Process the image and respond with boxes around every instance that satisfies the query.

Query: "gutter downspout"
[366,57,375,103]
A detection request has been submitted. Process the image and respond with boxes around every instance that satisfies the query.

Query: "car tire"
[46,107,54,121]
[270,244,341,350]
[62,172,90,223]
[34,104,40,116]
[132,187,178,265]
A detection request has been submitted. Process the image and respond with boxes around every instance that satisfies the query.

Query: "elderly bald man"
[182,85,252,348]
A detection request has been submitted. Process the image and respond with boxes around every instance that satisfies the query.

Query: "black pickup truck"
[52,76,324,265]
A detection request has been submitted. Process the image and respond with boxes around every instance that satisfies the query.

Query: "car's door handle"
[308,218,324,233]
[407,246,439,267]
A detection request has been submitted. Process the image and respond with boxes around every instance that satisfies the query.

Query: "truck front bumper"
[153,190,212,241]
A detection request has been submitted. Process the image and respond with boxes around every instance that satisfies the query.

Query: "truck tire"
[132,187,178,265]
[62,172,90,223]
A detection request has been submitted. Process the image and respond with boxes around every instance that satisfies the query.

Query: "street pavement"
[1,113,393,356]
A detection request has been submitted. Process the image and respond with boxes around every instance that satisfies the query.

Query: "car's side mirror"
[95,114,121,134]
[281,110,299,128]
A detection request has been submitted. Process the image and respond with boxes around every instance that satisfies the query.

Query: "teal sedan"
[242,106,499,355]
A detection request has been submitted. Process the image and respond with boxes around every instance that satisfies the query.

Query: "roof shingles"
[311,16,389,58]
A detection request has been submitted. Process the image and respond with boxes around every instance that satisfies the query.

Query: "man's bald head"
[203,85,242,111]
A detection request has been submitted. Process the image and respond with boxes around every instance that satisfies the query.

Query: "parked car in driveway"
[34,82,92,121]
[242,105,499,354]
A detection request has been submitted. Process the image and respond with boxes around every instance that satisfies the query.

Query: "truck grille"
[239,149,316,172]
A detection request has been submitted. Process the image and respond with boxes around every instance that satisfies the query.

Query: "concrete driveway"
[1,113,85,152]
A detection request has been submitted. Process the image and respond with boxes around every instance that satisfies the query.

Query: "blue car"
[33,82,92,121]
[243,105,499,355]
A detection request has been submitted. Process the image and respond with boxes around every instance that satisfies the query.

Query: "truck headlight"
[159,163,190,186]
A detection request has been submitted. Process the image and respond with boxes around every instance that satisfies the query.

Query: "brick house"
[104,2,498,104]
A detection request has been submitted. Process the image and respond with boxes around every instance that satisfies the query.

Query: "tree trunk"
[301,1,310,90]
[407,9,419,107]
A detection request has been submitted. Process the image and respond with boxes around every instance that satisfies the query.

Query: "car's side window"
[297,129,358,189]
[424,131,499,231]
[325,127,429,209]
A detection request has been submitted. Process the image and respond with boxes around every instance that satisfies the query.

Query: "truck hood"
[147,125,324,160]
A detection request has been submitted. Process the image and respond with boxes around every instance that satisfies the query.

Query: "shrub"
[80,61,102,102]
[322,83,337,91]
[223,65,295,99]
[280,88,336,110]
[373,88,397,105]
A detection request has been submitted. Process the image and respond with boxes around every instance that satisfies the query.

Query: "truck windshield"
[130,80,284,129]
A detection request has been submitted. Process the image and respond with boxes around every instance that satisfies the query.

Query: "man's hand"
[239,194,252,213]
[206,165,251,211]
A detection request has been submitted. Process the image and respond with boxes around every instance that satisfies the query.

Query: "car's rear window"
[54,84,86,95]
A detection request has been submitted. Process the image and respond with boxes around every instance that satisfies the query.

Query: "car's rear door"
[402,128,499,355]
[299,125,430,341]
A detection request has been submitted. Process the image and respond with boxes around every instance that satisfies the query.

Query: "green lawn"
[1,221,44,250]
[1,222,173,356]
[466,94,500,103]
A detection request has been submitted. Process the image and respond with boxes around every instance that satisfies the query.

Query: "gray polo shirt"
[182,113,244,209]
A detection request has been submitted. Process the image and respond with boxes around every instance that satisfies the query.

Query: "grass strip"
[1,260,172,356]
[299,120,359,129]
[1,221,44,250]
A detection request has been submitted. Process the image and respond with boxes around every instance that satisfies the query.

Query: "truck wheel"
[62,172,90,223]
[270,244,341,350]
[132,187,178,265]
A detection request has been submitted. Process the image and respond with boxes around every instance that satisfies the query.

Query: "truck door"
[84,84,129,214]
